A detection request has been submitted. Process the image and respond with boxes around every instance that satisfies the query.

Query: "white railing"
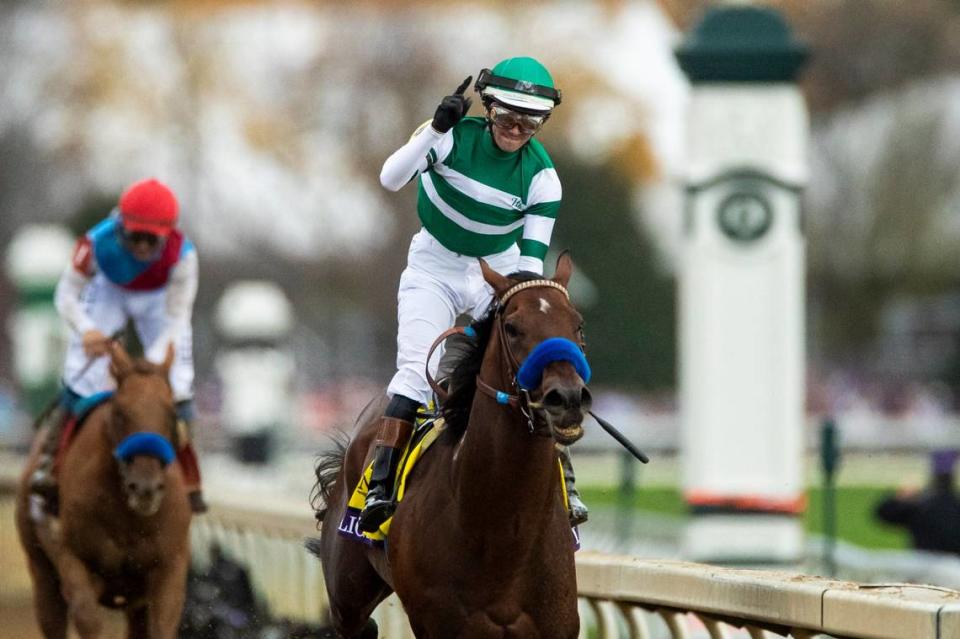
[193,502,960,639]
[576,553,960,638]
[5,468,960,638]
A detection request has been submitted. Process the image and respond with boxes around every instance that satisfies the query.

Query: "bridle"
[426,278,583,436]
[108,375,178,473]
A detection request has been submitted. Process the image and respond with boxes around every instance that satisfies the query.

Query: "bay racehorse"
[15,342,192,638]
[310,253,591,638]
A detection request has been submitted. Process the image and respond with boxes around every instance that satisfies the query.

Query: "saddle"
[339,412,580,548]
[340,413,447,545]
[53,391,115,475]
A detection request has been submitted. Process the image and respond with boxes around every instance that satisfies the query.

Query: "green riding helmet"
[475,56,561,115]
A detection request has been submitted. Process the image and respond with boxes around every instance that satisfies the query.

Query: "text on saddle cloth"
[338,417,581,550]
[340,417,447,545]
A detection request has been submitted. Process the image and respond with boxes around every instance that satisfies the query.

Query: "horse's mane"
[310,431,350,524]
[130,359,165,375]
[30,358,165,429]
[441,270,543,436]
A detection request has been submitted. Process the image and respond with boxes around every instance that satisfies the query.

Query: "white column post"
[675,5,810,563]
[215,281,295,464]
[5,225,74,430]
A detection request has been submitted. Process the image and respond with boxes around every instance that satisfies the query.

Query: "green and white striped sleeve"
[517,168,562,274]
[380,122,455,191]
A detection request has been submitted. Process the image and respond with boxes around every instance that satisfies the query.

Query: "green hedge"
[580,485,911,550]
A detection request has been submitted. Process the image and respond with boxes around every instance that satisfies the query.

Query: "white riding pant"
[387,228,519,406]
[62,274,194,401]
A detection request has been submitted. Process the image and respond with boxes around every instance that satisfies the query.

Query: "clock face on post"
[717,191,773,242]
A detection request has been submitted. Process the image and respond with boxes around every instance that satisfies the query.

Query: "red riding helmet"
[118,178,179,237]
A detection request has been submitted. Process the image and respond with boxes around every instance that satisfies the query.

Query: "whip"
[589,410,650,464]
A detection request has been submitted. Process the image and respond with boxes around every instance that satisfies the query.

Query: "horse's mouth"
[127,493,164,517]
[550,423,584,445]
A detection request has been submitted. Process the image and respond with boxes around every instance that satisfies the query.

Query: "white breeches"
[62,274,194,401]
[387,228,519,406]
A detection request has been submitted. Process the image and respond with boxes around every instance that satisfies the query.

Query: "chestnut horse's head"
[108,342,178,517]
[479,252,591,445]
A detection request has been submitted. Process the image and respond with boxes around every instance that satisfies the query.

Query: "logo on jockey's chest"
[511,197,523,210]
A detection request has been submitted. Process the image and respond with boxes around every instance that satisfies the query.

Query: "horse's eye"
[504,322,520,338]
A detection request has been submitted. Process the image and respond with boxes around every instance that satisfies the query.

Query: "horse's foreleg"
[26,554,67,639]
[125,606,148,639]
[55,550,104,638]
[144,554,189,639]
[318,514,392,637]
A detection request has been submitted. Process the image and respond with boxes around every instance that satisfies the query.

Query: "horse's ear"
[161,342,175,377]
[109,341,134,381]
[479,258,511,296]
[553,250,573,288]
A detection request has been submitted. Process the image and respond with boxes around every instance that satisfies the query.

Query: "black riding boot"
[29,403,70,505]
[358,416,414,533]
[558,445,588,526]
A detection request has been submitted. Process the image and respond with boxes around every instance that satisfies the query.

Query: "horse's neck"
[453,337,558,537]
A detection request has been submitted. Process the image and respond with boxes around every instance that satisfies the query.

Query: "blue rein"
[114,432,176,466]
[517,337,591,391]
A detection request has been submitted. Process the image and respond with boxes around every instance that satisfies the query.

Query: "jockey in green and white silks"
[360,56,587,533]
[393,112,561,273]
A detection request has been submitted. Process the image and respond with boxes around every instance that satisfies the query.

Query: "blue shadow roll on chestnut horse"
[310,253,592,638]
[15,342,192,639]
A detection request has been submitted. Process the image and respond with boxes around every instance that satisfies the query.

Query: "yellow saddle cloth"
[338,415,573,546]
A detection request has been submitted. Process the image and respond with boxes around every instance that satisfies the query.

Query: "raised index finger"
[454,75,472,95]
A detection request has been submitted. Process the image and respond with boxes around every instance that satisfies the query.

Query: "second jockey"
[29,177,206,514]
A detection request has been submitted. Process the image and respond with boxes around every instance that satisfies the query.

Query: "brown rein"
[424,279,572,433]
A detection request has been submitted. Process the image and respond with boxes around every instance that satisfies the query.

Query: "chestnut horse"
[311,254,591,638]
[15,343,192,639]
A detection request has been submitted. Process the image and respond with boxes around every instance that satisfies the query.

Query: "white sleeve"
[515,168,562,275]
[54,265,96,334]
[144,250,198,363]
[379,123,449,192]
[516,255,545,275]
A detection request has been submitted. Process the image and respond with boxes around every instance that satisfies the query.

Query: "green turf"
[580,485,912,550]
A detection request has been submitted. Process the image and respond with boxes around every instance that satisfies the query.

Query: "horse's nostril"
[543,389,565,410]
[543,387,586,412]
[127,482,137,492]
[581,387,593,410]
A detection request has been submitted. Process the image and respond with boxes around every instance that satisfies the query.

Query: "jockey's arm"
[144,249,198,363]
[516,186,562,276]
[55,239,97,335]
[379,122,449,192]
